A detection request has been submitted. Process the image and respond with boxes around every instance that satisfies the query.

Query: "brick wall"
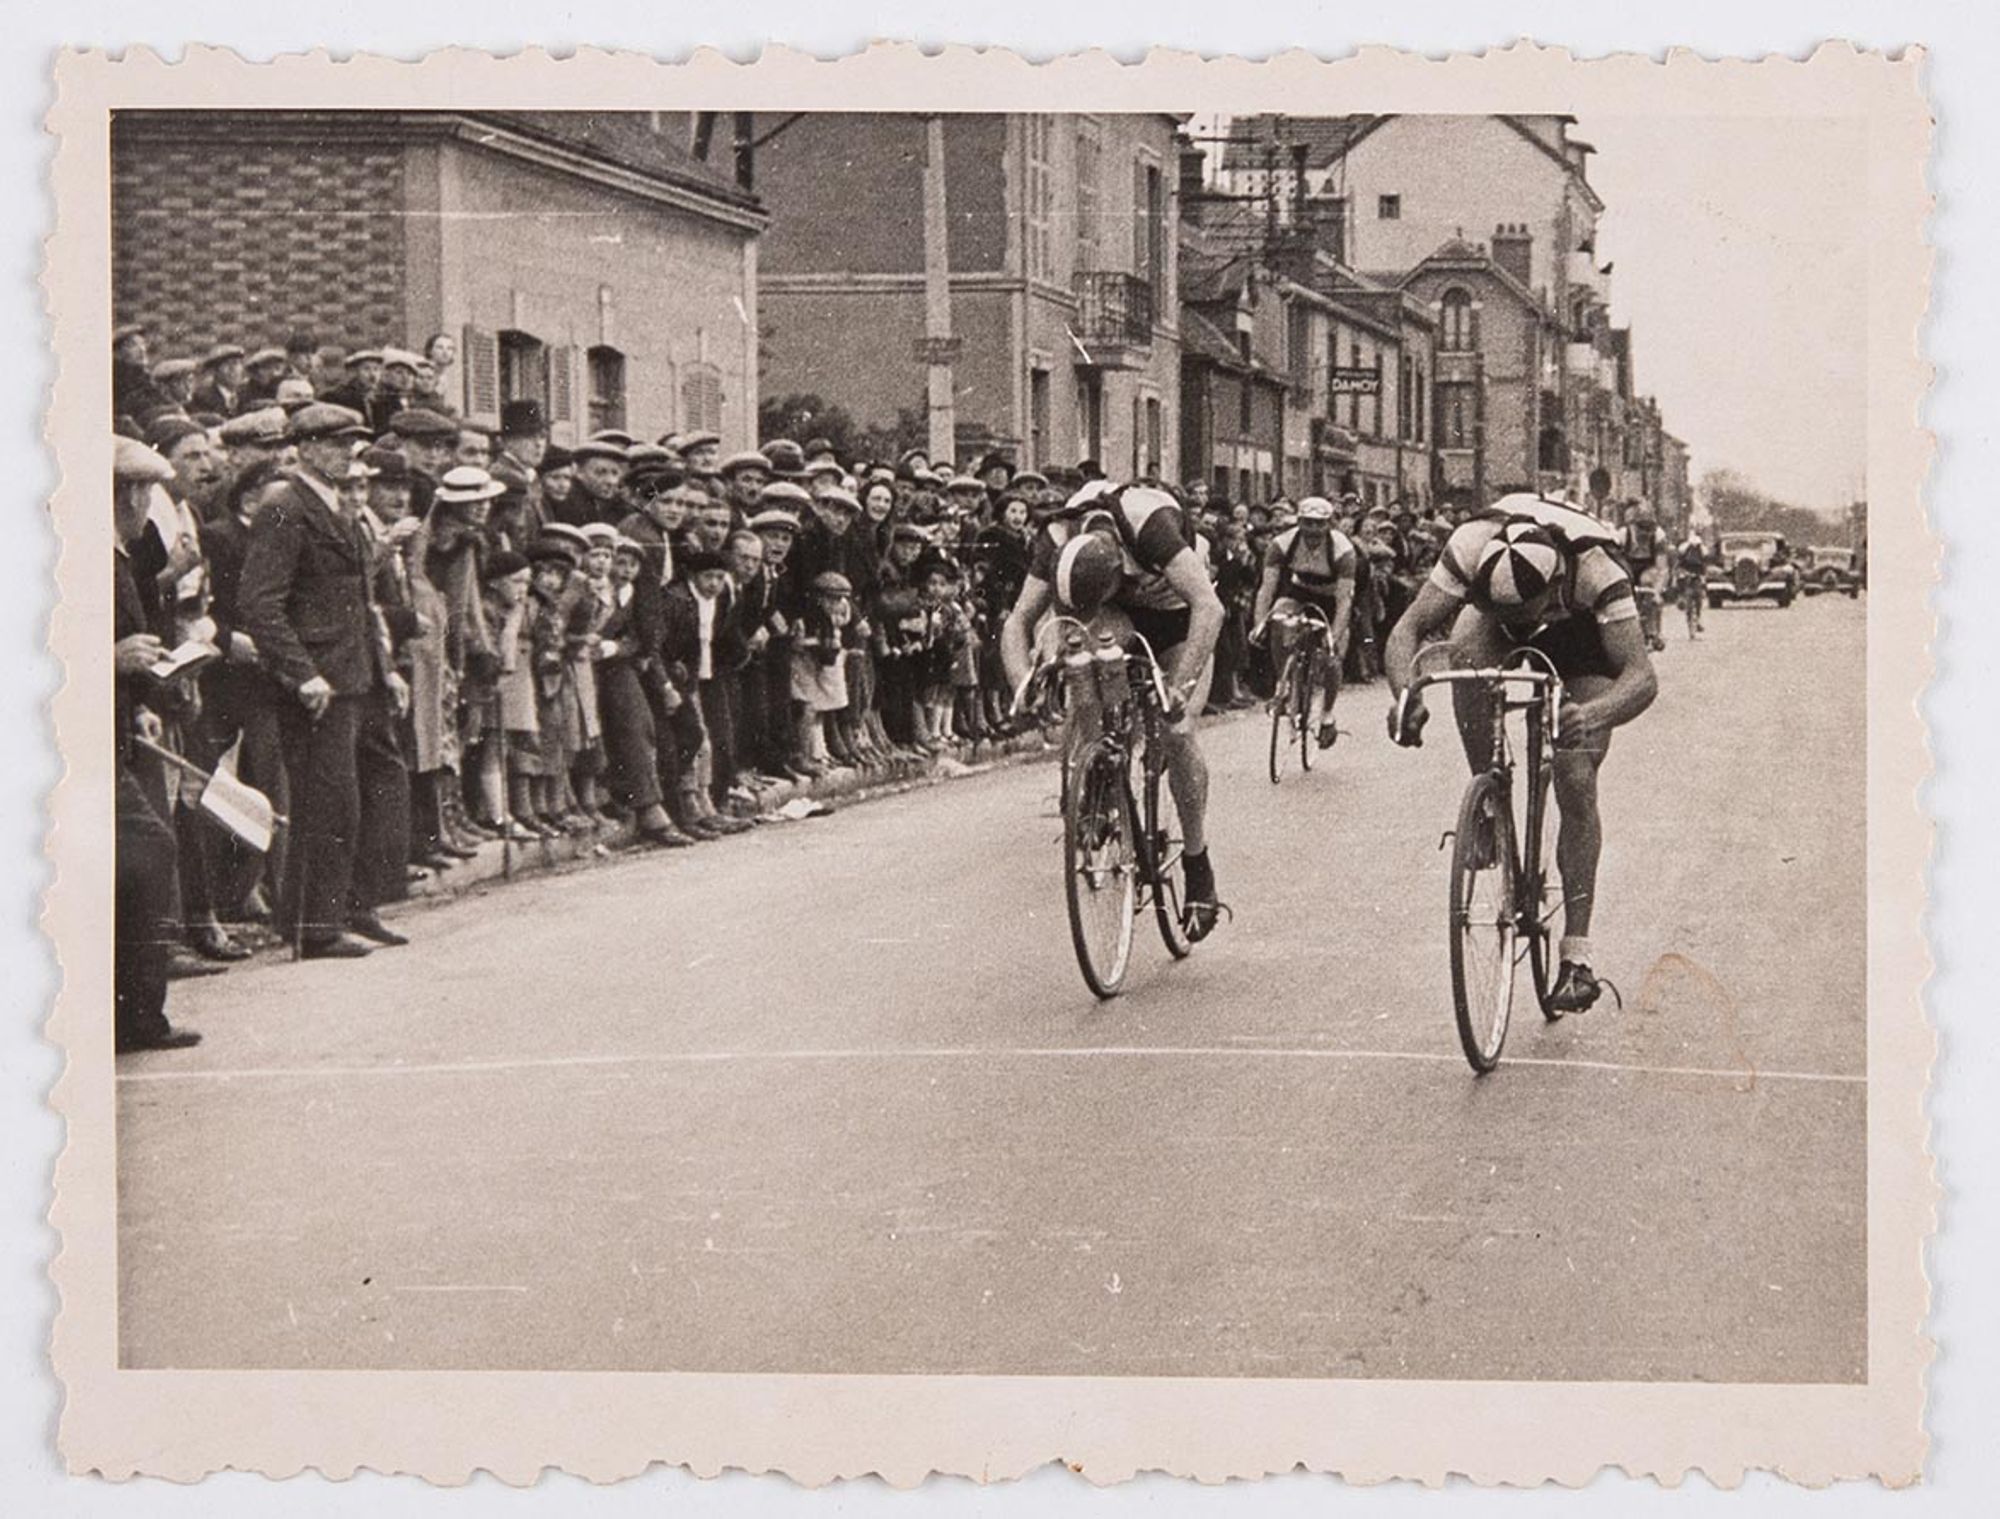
[111,114,410,357]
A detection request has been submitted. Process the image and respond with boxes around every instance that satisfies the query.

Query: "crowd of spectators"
[108,319,1477,1053]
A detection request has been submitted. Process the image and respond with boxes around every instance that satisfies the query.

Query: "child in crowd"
[790,570,855,774]
[471,551,537,840]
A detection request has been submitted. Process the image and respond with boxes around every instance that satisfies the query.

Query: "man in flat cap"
[191,344,247,417]
[719,450,771,518]
[387,406,459,519]
[114,437,202,1052]
[239,347,291,410]
[678,430,722,477]
[557,438,629,529]
[236,403,410,959]
[321,350,383,418]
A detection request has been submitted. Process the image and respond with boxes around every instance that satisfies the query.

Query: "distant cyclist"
[1002,482,1229,939]
[1248,495,1356,749]
[1619,506,1669,652]
[1382,493,1659,1012]
[1674,531,1708,637]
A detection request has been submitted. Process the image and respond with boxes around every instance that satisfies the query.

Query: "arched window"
[1439,288,1477,353]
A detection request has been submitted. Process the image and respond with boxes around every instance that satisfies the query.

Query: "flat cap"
[588,429,637,449]
[761,438,807,476]
[144,414,207,453]
[570,439,631,465]
[815,486,861,514]
[149,358,198,382]
[113,322,147,344]
[577,522,620,546]
[217,407,291,447]
[360,446,411,483]
[538,522,591,555]
[201,343,246,367]
[113,435,175,483]
[379,347,423,372]
[678,430,722,452]
[246,346,288,368]
[288,402,371,441]
[755,480,813,509]
[345,349,384,368]
[719,450,772,477]
[386,407,457,441]
[273,377,317,411]
[483,549,530,581]
[747,509,801,533]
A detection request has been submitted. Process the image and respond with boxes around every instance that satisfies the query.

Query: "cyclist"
[1674,531,1708,637]
[1382,493,1659,1012]
[1247,495,1356,749]
[1001,482,1229,939]
[1619,506,1669,651]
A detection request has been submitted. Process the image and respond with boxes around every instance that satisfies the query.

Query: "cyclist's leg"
[1446,604,1507,773]
[1268,596,1302,708]
[1551,671,1615,939]
[1157,644,1213,857]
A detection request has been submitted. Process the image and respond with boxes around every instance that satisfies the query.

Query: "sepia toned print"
[49,43,1932,1486]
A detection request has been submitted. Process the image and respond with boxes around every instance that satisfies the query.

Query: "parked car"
[1707,532,1801,608]
[1803,545,1863,598]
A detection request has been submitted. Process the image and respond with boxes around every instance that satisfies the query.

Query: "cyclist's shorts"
[1126,602,1193,663]
[1510,614,1617,683]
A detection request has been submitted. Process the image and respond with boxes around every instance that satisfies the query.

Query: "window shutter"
[549,345,575,425]
[463,325,500,423]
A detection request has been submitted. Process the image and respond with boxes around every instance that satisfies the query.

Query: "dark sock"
[1183,848,1215,900]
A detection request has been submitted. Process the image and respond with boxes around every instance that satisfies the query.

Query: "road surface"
[120,593,1867,1382]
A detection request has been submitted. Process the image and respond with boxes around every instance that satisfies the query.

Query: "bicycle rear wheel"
[1450,770,1519,1073]
[1524,712,1566,1019]
[1063,740,1139,998]
[1267,650,1293,785]
[1142,736,1194,959]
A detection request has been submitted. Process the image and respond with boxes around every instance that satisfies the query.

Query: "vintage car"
[1802,545,1863,597]
[1706,531,1801,608]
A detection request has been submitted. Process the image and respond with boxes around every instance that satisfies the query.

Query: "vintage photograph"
[50,44,1932,1484]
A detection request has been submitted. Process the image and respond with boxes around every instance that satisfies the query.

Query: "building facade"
[111,111,768,448]
[753,112,1182,475]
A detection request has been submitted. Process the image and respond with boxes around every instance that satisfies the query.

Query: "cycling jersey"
[1264,524,1358,606]
[1428,504,1638,680]
[1029,489,1200,615]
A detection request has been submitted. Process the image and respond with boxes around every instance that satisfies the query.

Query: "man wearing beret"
[236,403,411,959]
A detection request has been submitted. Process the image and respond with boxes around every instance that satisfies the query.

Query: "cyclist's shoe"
[1546,960,1605,1014]
[1316,720,1339,750]
[1182,849,1227,943]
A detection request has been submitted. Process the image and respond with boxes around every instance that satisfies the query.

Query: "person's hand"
[1247,620,1268,648]
[134,708,164,745]
[1388,692,1429,747]
[387,516,423,545]
[747,628,769,654]
[114,632,166,677]
[1556,699,1608,754]
[164,533,203,578]
[661,683,683,713]
[596,638,620,660]
[854,616,872,638]
[228,630,259,664]
[411,612,433,638]
[384,670,411,718]
[297,674,334,718]
[769,611,789,637]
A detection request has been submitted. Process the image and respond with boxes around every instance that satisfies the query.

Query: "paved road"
[120,593,1867,1381]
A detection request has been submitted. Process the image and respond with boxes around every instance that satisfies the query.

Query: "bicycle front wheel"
[1449,770,1519,1073]
[1524,712,1566,1020]
[1296,644,1317,774]
[1268,651,1293,785]
[1064,740,1139,998]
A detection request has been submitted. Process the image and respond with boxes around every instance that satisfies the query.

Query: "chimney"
[1492,222,1533,287]
[1178,135,1206,201]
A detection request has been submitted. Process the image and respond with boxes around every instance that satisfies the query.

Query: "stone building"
[111,110,768,447]
[752,112,1182,475]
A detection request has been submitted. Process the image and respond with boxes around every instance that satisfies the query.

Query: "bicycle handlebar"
[1394,645,1564,746]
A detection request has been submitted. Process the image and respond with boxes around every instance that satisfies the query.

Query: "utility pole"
[920,114,958,465]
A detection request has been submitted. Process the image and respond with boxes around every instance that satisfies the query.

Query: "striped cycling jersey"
[1030,491,1201,612]
[1263,524,1358,600]
[1429,500,1638,630]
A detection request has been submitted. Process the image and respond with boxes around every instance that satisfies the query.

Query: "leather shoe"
[165,952,231,980]
[347,913,410,947]
[116,1026,202,1053]
[189,924,252,962]
[299,934,374,961]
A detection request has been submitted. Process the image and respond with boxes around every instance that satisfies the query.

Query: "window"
[1131,395,1143,478]
[1134,160,1165,298]
[1443,385,1471,449]
[1213,465,1230,502]
[1144,396,1162,480]
[461,324,501,421]
[681,362,723,434]
[1027,115,1055,279]
[1075,122,1102,272]
[1077,371,1103,463]
[1440,288,1477,352]
[1413,360,1425,442]
[498,329,548,407]
[1286,302,1312,391]
[1378,193,1401,220]
[1237,375,1252,435]
[1029,366,1051,468]
[587,345,626,434]
[1398,353,1412,439]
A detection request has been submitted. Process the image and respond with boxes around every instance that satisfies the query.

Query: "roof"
[1398,235,1546,314]
[1220,115,1384,172]
[1179,306,1248,370]
[472,112,763,213]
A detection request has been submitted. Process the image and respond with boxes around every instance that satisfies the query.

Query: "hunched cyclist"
[1001,482,1229,940]
[1381,492,1659,1012]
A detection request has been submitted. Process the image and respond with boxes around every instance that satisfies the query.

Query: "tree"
[758,392,929,468]
[1699,469,1850,548]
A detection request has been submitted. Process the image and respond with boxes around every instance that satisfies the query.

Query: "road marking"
[118,1044,1863,1087]
[389,1284,529,1294]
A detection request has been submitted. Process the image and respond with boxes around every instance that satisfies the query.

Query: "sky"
[1584,113,1869,517]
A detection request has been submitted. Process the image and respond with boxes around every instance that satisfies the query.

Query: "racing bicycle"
[1676,568,1706,639]
[1016,618,1195,998]
[1395,643,1568,1072]
[1265,603,1341,785]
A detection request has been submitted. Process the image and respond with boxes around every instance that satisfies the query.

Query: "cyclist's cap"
[1296,495,1336,522]
[1054,478,1119,518]
[1474,520,1562,606]
[1054,532,1123,613]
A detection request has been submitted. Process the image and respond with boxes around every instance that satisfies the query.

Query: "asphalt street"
[119,592,1867,1382]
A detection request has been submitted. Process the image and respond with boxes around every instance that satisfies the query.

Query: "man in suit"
[235,403,410,959]
[489,398,549,552]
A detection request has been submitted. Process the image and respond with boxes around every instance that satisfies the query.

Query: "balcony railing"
[1072,270,1156,351]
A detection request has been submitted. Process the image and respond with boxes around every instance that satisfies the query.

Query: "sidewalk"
[385,700,1262,920]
